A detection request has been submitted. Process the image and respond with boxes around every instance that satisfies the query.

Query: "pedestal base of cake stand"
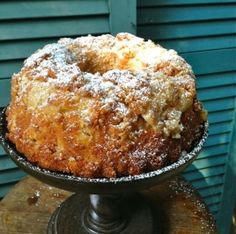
[47,193,156,234]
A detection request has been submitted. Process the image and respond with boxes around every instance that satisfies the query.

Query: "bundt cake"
[6,33,207,178]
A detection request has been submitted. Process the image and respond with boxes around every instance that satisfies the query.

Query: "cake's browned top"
[6,33,207,177]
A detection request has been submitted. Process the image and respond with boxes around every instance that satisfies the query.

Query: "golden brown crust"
[6,33,207,178]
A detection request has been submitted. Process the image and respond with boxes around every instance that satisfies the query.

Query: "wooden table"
[0,176,217,234]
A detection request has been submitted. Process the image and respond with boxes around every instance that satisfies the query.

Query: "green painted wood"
[197,72,236,89]
[109,0,136,35]
[192,179,223,196]
[204,133,231,147]
[208,203,221,213]
[0,38,58,61]
[198,184,223,197]
[198,184,223,198]
[0,169,25,185]
[203,98,235,112]
[198,144,229,159]
[209,122,232,135]
[138,0,236,7]
[184,165,225,181]
[212,211,218,216]
[0,60,22,79]
[197,85,236,101]
[208,110,234,124]
[217,100,236,233]
[0,182,17,198]
[0,156,17,171]
[191,175,224,189]
[182,49,236,75]
[186,154,226,171]
[138,5,236,24]
[158,35,236,53]
[0,147,4,156]
[205,194,223,206]
[0,79,11,107]
[0,0,109,20]
[138,20,236,40]
[0,16,109,41]
[199,85,236,101]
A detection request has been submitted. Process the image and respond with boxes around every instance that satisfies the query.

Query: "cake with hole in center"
[6,33,207,178]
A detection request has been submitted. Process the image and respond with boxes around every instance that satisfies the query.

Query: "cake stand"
[0,108,208,234]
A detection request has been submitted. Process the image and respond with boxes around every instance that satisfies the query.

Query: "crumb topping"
[6,33,206,178]
[16,33,196,137]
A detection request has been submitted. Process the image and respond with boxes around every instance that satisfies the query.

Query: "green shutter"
[109,0,136,35]
[0,0,136,198]
[137,0,236,233]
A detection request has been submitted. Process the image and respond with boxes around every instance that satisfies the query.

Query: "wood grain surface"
[0,176,217,234]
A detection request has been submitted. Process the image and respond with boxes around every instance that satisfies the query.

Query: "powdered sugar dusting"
[18,33,199,138]
[24,42,81,85]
